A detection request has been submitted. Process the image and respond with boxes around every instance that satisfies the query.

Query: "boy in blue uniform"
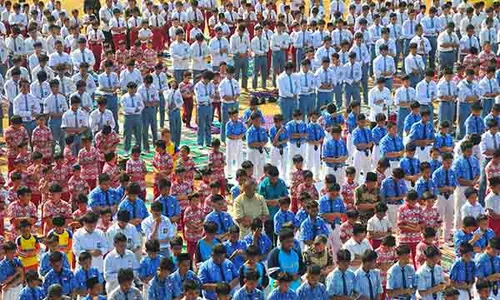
[409,109,435,162]
[297,264,328,298]
[320,103,344,134]
[379,122,404,172]
[224,226,247,271]
[306,111,325,179]
[117,182,149,231]
[39,234,70,277]
[19,270,44,300]
[80,277,106,300]
[42,252,75,296]
[269,114,290,180]
[239,245,269,291]
[326,249,357,298]
[300,200,330,246]
[449,243,476,300]
[225,108,247,177]
[354,250,383,300]
[415,162,438,198]
[169,253,201,294]
[198,244,239,300]
[403,102,421,138]
[400,143,421,189]
[246,112,268,179]
[475,237,500,299]
[465,101,486,136]
[139,240,163,294]
[287,109,308,168]
[0,242,24,299]
[386,244,417,299]
[243,218,273,260]
[416,246,447,300]
[274,196,298,235]
[454,216,480,255]
[233,271,265,300]
[268,272,299,300]
[352,113,374,181]
[434,121,454,154]
[205,195,236,240]
[380,168,408,226]
[155,179,181,224]
[147,257,181,300]
[73,251,103,297]
[242,97,265,126]
[371,113,388,166]
[474,214,496,251]
[318,183,346,229]
[322,125,348,182]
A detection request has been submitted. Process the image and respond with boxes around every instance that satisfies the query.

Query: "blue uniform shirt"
[404,113,421,133]
[354,269,383,299]
[198,258,239,300]
[322,113,345,129]
[139,255,163,280]
[465,115,486,135]
[233,287,265,300]
[449,257,476,284]
[226,119,247,137]
[415,178,438,198]
[169,269,201,293]
[155,195,181,219]
[297,282,328,299]
[242,108,265,124]
[409,120,435,142]
[274,209,299,234]
[416,264,445,299]
[434,133,454,152]
[432,166,458,194]
[454,230,473,255]
[452,156,481,183]
[386,263,417,296]
[299,216,330,242]
[475,252,500,288]
[224,240,247,270]
[88,186,119,209]
[117,198,150,230]
[474,228,495,250]
[73,267,103,291]
[19,286,45,300]
[380,177,408,204]
[295,209,308,227]
[400,156,421,176]
[257,177,289,218]
[231,185,242,200]
[322,138,348,168]
[246,125,268,147]
[306,122,326,142]
[243,233,273,256]
[0,257,23,284]
[43,268,75,296]
[371,126,387,145]
[352,127,373,148]
[318,195,346,225]
[346,112,358,133]
[379,134,404,161]
[147,274,181,300]
[429,159,442,174]
[40,251,70,276]
[484,113,500,129]
[205,210,236,234]
[268,288,299,300]
[286,120,307,143]
[269,125,290,148]
[326,268,356,297]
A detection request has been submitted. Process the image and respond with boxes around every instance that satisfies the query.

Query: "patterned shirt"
[52,163,71,191]
[177,156,196,185]
[95,132,120,162]
[102,163,121,188]
[397,203,423,244]
[152,151,174,184]
[7,200,37,222]
[415,241,439,269]
[4,126,29,159]
[31,126,53,159]
[183,205,204,241]
[296,183,319,202]
[171,181,192,210]
[341,181,359,210]
[126,158,147,191]
[340,221,354,242]
[68,176,89,201]
[78,147,99,181]
[208,150,225,181]
[42,200,72,220]
[420,206,441,230]
[63,146,77,167]
[375,246,397,286]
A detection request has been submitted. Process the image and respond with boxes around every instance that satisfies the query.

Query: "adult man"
[233,180,269,237]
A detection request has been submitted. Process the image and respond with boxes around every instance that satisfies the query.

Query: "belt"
[198,103,210,106]
[222,102,236,105]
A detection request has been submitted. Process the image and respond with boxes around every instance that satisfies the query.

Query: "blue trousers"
[104,94,119,133]
[384,78,394,91]
[295,48,305,71]
[279,97,296,123]
[333,84,343,108]
[233,56,249,89]
[361,64,369,103]
[70,134,82,157]
[409,73,423,88]
[272,51,285,87]
[173,69,187,84]
[439,51,456,71]
[482,98,494,118]
[123,114,142,152]
[345,82,361,107]
[221,102,238,142]
[298,94,316,119]
[427,36,438,69]
[169,109,181,148]
[397,107,410,136]
[49,118,64,150]
[142,107,158,151]
[317,91,333,111]
[23,121,35,141]
[457,102,471,140]
[253,56,268,89]
[159,92,166,128]
[479,158,491,205]
[438,101,455,126]
[197,105,212,146]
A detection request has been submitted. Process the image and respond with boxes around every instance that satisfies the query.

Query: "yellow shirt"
[233,193,269,236]
[51,229,73,265]
[16,234,39,267]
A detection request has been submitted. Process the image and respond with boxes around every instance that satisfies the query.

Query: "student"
[450,243,476,300]
[343,223,373,270]
[461,187,485,219]
[269,114,290,179]
[73,251,103,297]
[325,249,357,297]
[147,257,181,300]
[322,125,348,181]
[354,250,383,300]
[386,244,417,300]
[205,195,235,239]
[300,200,330,246]
[0,241,25,300]
[246,112,268,179]
[169,252,201,294]
[108,268,142,299]
[367,202,392,249]
[416,246,447,300]
[277,62,298,123]
[16,219,40,272]
[352,113,373,180]
[80,277,106,300]
[225,108,246,177]
[274,197,298,235]
[233,270,265,300]
[19,270,44,300]
[296,264,328,298]
[303,235,334,283]
[42,251,75,297]
[268,272,299,299]
[238,244,269,290]
[198,244,239,300]
[47,217,73,266]
[193,70,215,147]
[397,190,423,266]
[116,182,149,232]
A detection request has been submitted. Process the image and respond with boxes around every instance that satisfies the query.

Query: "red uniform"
[126,158,147,198]
[4,126,29,172]
[152,151,174,199]
[31,126,53,162]
[78,146,99,189]
[208,150,226,194]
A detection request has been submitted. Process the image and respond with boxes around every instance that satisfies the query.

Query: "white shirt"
[404,53,425,75]
[373,55,395,79]
[367,215,392,233]
[30,80,50,101]
[479,131,500,159]
[165,88,184,111]
[277,72,298,98]
[4,79,20,102]
[230,33,251,55]
[61,108,89,129]
[137,84,160,104]
[437,78,458,100]
[394,86,417,106]
[13,93,41,122]
[119,68,142,91]
[194,81,215,105]
[73,228,110,272]
[459,35,480,54]
[69,91,93,112]
[460,201,485,219]
[32,65,55,81]
[98,72,120,95]
[190,41,209,71]
[141,215,177,250]
[57,76,76,98]
[415,80,437,105]
[250,35,269,56]
[106,223,142,251]
[120,93,145,115]
[296,70,317,95]
[402,18,417,39]
[314,45,336,63]
[5,35,26,56]
[209,37,230,67]
[103,249,139,292]
[342,238,373,262]
[290,30,313,48]
[479,77,500,99]
[480,27,497,46]
[48,51,72,69]
[70,48,96,71]
[270,32,290,52]
[437,30,460,52]
[368,86,392,121]
[89,108,116,133]
[170,40,191,70]
[409,35,432,55]
[457,79,481,103]
[315,67,336,91]
[71,73,97,96]
[43,93,68,115]
[152,72,168,93]
[343,61,362,84]
[485,192,500,214]
[218,78,240,103]
[374,39,397,57]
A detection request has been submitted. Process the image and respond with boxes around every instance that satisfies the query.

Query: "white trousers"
[346,134,354,164]
[387,204,401,229]
[106,279,119,296]
[457,288,473,300]
[454,186,468,231]
[416,145,432,162]
[305,144,322,180]
[387,161,400,177]
[226,139,244,178]
[270,146,289,181]
[372,144,381,166]
[324,166,345,185]
[437,194,454,240]
[353,149,372,183]
[2,284,22,300]
[248,148,266,179]
[289,143,306,164]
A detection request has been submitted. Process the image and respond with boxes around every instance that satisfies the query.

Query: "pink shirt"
[397,203,423,244]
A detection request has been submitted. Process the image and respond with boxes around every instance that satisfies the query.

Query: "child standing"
[47,217,73,266]
[179,71,195,128]
[341,167,359,210]
[289,155,305,213]
[208,139,226,194]
[126,145,148,200]
[68,164,90,206]
[16,220,40,272]
[340,210,360,244]
[415,227,439,269]
[420,192,442,244]
[152,140,174,199]
[375,235,397,297]
[367,203,392,249]
[31,114,53,164]
[183,193,205,258]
